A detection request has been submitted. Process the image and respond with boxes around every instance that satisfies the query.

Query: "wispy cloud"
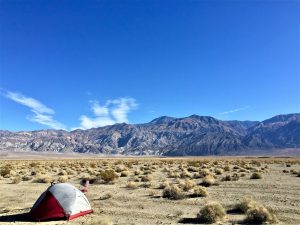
[3,90,66,130]
[219,105,251,115]
[76,97,137,130]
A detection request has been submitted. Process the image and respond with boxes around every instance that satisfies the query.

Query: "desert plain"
[0,155,300,225]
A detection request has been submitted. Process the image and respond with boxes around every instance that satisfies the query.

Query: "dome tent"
[30,183,93,221]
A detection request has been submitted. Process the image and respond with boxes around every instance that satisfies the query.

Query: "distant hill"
[0,113,299,156]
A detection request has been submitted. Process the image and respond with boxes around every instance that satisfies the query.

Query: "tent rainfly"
[30,183,93,221]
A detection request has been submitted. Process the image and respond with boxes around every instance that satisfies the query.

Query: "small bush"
[181,179,196,191]
[58,170,67,175]
[215,168,223,175]
[0,165,12,177]
[224,165,230,172]
[250,172,262,179]
[57,176,68,183]
[120,171,130,177]
[158,181,170,189]
[100,170,118,184]
[126,181,138,189]
[140,182,151,188]
[201,174,215,186]
[235,198,259,213]
[162,185,185,200]
[34,175,53,183]
[245,206,277,224]
[197,203,226,223]
[22,175,33,181]
[190,186,208,197]
[221,175,231,181]
[141,174,152,182]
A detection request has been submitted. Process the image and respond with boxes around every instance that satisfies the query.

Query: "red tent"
[30,183,93,221]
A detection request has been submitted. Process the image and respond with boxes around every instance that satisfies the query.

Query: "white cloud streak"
[219,105,251,115]
[4,91,66,130]
[76,97,137,130]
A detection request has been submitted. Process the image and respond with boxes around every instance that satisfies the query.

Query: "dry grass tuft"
[126,181,138,189]
[250,172,263,179]
[162,185,185,200]
[245,205,277,224]
[201,174,215,186]
[197,202,226,223]
[34,175,53,183]
[180,179,196,191]
[100,170,118,184]
[57,176,68,183]
[191,186,208,197]
[141,174,153,182]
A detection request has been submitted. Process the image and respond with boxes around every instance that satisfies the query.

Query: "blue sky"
[0,0,299,131]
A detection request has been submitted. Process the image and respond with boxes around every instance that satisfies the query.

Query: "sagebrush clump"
[162,185,185,200]
[197,203,226,223]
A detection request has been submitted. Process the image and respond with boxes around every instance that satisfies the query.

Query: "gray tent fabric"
[48,183,92,216]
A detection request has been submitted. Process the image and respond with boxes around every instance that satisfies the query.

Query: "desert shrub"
[187,166,198,172]
[190,186,208,197]
[235,198,259,213]
[22,175,33,181]
[158,181,170,189]
[140,182,151,188]
[232,173,240,181]
[57,176,68,183]
[134,170,141,175]
[222,175,231,181]
[297,171,300,177]
[141,174,152,182]
[29,162,40,167]
[224,165,230,172]
[120,170,129,177]
[162,185,185,200]
[180,169,192,178]
[201,174,215,186]
[58,170,67,175]
[245,206,277,224]
[126,181,138,189]
[168,171,180,178]
[0,165,12,177]
[197,203,226,223]
[90,162,97,168]
[12,176,21,184]
[66,169,76,175]
[215,168,223,175]
[180,179,196,191]
[199,169,211,178]
[100,170,118,184]
[34,175,53,183]
[250,172,262,179]
[115,166,125,173]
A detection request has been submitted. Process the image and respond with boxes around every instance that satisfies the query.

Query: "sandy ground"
[0,157,299,225]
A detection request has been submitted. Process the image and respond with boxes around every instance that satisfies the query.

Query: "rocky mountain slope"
[0,113,299,156]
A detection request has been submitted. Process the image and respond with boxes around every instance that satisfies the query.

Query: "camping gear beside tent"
[30,183,93,221]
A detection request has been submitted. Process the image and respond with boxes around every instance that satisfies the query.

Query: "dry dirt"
[0,156,299,225]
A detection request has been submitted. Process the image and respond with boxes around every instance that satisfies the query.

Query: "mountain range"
[0,113,299,156]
